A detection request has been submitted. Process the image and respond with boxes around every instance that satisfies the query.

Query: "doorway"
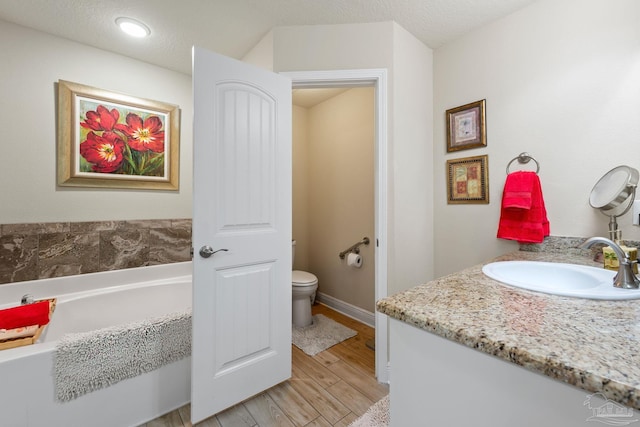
[292,85,374,319]
[284,69,389,383]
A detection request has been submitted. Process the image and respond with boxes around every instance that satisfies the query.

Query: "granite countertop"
[377,249,640,409]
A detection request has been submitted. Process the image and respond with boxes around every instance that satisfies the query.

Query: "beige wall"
[272,23,395,72]
[433,0,640,276]
[7,2,637,288]
[391,23,434,290]
[273,22,435,295]
[292,104,310,271]
[4,17,434,299]
[304,88,375,312]
[0,20,193,224]
[242,29,274,71]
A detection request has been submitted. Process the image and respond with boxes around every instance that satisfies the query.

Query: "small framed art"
[446,155,489,204]
[446,99,486,152]
[57,80,180,190]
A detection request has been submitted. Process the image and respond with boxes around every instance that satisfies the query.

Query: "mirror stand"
[589,165,639,243]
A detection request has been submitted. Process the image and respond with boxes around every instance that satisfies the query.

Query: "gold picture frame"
[446,155,489,204]
[57,80,180,190]
[446,99,486,152]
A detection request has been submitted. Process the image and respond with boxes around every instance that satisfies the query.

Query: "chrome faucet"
[581,237,640,289]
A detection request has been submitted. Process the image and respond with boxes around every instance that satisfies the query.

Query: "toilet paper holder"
[339,237,370,259]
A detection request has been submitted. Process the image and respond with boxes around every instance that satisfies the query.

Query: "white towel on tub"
[54,309,191,402]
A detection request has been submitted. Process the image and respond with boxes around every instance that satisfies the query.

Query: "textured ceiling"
[0,0,538,75]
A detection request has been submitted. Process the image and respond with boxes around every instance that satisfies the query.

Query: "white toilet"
[292,240,318,328]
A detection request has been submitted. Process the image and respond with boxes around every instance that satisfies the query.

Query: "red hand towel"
[497,171,550,243]
[502,171,536,209]
[0,300,50,330]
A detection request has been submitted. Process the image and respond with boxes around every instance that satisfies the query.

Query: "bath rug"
[54,309,191,402]
[292,314,356,356]
[348,395,390,427]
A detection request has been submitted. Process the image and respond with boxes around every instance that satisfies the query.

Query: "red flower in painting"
[79,131,125,173]
[80,105,120,131]
[115,113,165,153]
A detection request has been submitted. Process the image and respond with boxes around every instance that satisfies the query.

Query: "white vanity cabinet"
[377,250,640,427]
[390,319,612,427]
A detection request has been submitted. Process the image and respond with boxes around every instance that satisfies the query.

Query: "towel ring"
[506,152,540,174]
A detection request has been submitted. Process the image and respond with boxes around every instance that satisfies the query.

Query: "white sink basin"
[482,261,640,300]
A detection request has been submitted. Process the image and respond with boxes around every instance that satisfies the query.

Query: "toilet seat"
[292,270,318,286]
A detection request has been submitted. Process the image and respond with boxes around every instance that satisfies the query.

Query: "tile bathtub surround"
[377,249,640,410]
[0,219,192,285]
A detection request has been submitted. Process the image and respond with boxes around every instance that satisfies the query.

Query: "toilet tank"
[292,240,296,265]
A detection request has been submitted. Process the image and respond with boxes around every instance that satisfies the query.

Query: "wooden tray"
[0,298,57,351]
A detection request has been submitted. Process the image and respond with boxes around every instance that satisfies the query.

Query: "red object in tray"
[0,300,51,330]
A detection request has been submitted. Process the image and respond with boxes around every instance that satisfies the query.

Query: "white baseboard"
[315,292,375,328]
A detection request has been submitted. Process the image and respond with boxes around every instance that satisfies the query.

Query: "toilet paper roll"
[347,252,363,268]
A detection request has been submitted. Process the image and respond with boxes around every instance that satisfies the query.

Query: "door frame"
[282,68,389,384]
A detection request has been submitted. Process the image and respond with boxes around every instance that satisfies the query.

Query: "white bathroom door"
[191,46,292,424]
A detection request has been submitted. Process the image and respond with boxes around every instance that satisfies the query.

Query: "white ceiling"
[0,0,538,76]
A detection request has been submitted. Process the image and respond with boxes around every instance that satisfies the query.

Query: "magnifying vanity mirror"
[589,165,639,241]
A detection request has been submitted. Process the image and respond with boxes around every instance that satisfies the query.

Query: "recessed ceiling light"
[115,17,150,38]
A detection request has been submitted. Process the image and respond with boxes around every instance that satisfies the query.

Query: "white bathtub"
[0,261,193,427]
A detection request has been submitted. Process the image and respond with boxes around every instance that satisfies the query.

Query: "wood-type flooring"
[141,304,388,427]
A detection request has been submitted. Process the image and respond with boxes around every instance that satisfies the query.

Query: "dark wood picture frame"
[446,99,486,152]
[446,154,489,204]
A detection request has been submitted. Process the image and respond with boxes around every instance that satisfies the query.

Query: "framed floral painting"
[446,155,489,204]
[446,99,486,152]
[57,80,180,190]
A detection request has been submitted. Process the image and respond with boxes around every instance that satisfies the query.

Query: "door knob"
[199,246,229,258]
